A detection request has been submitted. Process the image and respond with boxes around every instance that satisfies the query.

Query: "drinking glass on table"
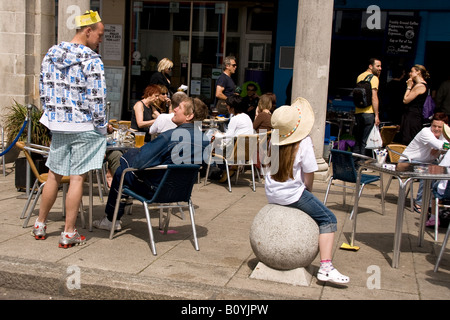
[118,124,127,143]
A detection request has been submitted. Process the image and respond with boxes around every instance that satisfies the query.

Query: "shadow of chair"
[15,141,83,228]
[204,133,264,192]
[324,149,382,218]
[386,144,415,212]
[380,125,400,147]
[109,164,201,256]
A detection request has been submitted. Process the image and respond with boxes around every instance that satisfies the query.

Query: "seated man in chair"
[94,97,209,231]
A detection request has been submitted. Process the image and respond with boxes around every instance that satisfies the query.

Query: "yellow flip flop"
[340,242,360,251]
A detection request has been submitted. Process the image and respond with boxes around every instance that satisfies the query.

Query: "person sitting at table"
[155,85,172,114]
[130,84,162,143]
[400,112,450,214]
[149,91,187,137]
[265,99,349,284]
[93,96,209,231]
[212,95,254,182]
[428,150,450,227]
[253,94,273,133]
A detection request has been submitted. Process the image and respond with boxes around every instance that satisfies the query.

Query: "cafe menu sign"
[386,16,420,57]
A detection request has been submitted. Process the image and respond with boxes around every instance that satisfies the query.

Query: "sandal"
[414,203,421,214]
[317,268,350,284]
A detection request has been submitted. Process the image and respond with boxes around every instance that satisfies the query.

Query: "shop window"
[247,7,274,33]
[140,5,170,30]
[173,6,191,31]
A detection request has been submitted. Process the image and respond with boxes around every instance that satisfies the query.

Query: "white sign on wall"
[103,24,123,61]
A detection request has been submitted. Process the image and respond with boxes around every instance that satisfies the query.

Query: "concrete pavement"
[0,161,449,302]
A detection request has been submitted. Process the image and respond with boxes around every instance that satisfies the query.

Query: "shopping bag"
[366,125,382,149]
[423,89,435,120]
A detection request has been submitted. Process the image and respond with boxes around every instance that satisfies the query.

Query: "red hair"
[142,84,161,99]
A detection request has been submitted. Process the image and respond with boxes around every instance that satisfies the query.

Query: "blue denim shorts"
[287,189,337,234]
[46,131,106,176]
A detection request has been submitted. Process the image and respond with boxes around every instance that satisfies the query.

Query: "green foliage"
[4,101,51,147]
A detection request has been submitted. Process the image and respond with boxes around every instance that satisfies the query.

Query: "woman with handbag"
[400,64,430,145]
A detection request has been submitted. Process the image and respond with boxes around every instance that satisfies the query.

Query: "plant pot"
[15,155,48,192]
[3,144,20,164]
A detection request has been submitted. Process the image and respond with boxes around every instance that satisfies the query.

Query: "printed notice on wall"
[386,16,420,57]
[103,24,123,61]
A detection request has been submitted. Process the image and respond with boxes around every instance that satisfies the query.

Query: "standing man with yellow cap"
[33,11,107,248]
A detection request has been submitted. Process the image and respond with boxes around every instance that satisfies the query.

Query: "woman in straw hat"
[265,98,349,284]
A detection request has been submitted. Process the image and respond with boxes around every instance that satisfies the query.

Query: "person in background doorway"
[353,58,382,157]
[400,64,430,145]
[150,58,175,96]
[215,56,237,116]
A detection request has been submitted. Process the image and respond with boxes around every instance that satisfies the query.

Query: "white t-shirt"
[265,136,318,205]
[401,126,446,163]
[215,113,254,148]
[149,113,177,134]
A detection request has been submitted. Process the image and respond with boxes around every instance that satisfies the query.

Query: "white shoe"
[317,268,350,284]
[93,216,122,231]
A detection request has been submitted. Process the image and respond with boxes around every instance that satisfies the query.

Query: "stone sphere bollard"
[250,204,319,270]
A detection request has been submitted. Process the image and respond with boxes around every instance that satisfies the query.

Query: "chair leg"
[349,184,366,220]
[20,179,39,219]
[323,178,333,205]
[251,164,256,192]
[188,199,200,251]
[96,169,104,203]
[434,222,450,272]
[23,183,45,228]
[143,204,157,255]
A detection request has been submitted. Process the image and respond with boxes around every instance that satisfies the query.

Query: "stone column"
[57,0,90,43]
[291,0,334,181]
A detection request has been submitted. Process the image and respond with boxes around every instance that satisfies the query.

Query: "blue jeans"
[353,113,375,156]
[287,189,337,234]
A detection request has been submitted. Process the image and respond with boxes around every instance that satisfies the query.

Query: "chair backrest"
[150,164,201,204]
[380,125,400,147]
[386,144,407,163]
[15,141,46,183]
[330,149,358,183]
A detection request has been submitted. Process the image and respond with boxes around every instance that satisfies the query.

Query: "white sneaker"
[317,268,350,284]
[93,216,122,231]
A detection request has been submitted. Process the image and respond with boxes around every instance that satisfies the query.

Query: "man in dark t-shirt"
[215,56,237,115]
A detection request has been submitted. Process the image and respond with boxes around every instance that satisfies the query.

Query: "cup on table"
[375,149,387,164]
[134,132,145,148]
[118,124,128,143]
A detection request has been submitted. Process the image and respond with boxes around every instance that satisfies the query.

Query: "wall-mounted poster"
[104,66,126,121]
[386,16,420,57]
[103,24,123,61]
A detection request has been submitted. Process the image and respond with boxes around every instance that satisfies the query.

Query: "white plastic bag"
[366,125,382,149]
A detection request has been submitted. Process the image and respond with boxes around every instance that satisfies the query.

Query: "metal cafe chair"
[324,149,382,218]
[204,133,265,192]
[386,144,415,212]
[109,164,201,256]
[15,141,85,228]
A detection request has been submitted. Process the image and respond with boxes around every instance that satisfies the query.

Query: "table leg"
[350,166,364,247]
[418,179,432,247]
[89,170,93,232]
[392,177,413,268]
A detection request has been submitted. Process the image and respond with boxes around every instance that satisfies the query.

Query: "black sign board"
[385,16,420,57]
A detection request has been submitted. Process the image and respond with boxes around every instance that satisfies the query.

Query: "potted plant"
[2,101,51,190]
[3,101,51,148]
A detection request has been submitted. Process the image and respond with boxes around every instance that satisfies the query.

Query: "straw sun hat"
[271,97,315,146]
[443,124,450,142]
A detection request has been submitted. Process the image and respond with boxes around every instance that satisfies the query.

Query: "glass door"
[128,1,228,110]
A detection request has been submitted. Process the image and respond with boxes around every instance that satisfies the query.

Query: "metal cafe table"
[351,160,450,268]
